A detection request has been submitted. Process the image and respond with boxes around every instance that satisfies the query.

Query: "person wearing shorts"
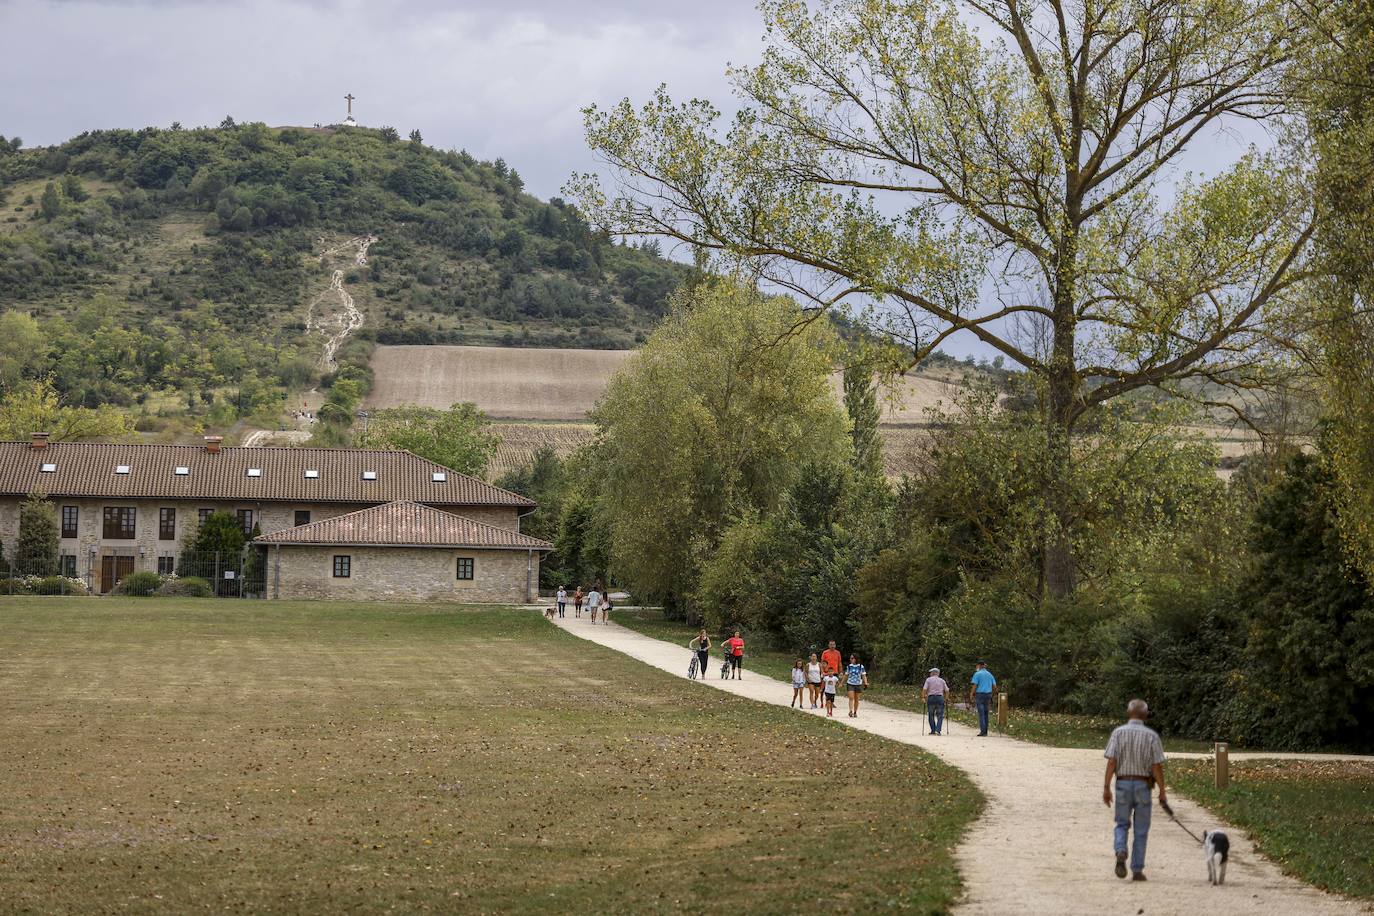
[845,654,869,718]
[586,587,602,625]
[573,587,584,618]
[821,640,843,680]
[724,631,745,679]
[805,653,823,708]
[821,672,839,716]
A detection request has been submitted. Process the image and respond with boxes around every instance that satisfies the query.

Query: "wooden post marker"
[1214,742,1230,790]
[997,692,1008,731]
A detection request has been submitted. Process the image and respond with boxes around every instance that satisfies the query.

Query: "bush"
[0,578,31,594]
[34,575,89,596]
[156,576,213,598]
[112,570,162,596]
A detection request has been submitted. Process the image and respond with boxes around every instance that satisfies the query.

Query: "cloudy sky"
[1,0,759,201]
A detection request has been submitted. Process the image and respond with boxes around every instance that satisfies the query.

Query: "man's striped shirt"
[1104,720,1165,778]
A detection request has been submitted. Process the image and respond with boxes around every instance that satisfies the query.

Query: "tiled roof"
[0,441,533,507]
[255,500,553,549]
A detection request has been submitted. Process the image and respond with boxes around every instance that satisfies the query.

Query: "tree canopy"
[353,402,498,478]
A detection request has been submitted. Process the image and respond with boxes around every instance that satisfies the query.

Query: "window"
[102,507,136,539]
[237,509,255,536]
[294,510,311,527]
[361,470,377,480]
[304,469,319,479]
[333,555,351,578]
[174,466,190,476]
[61,505,78,539]
[246,468,262,477]
[456,557,475,581]
[159,508,176,540]
[432,472,447,482]
[198,508,213,525]
[115,465,131,475]
[157,556,175,575]
[60,555,77,577]
[40,462,56,473]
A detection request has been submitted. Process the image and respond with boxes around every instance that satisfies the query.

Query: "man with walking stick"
[1102,699,1167,881]
[921,667,949,736]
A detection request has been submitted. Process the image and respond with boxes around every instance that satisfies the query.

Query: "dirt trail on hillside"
[551,614,1372,915]
[306,235,375,371]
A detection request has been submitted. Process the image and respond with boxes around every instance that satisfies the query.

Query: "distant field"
[488,422,598,478]
[369,344,966,422]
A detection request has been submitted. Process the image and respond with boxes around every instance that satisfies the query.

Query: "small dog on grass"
[543,605,557,621]
[1203,829,1230,885]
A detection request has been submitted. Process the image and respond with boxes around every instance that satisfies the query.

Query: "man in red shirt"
[821,640,843,678]
[724,630,745,680]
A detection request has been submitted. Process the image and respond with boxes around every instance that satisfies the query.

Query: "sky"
[0,0,1270,361]
[0,0,757,201]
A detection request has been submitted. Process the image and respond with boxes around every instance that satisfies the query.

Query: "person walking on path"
[921,667,949,735]
[586,586,602,625]
[601,592,613,624]
[688,629,710,679]
[790,659,807,708]
[845,654,869,717]
[724,630,745,679]
[556,586,567,618]
[1103,699,1167,882]
[969,661,997,736]
[573,587,584,618]
[805,653,823,708]
[821,640,843,678]
[821,669,839,716]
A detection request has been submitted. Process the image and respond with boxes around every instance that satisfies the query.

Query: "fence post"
[1214,742,1229,790]
[214,551,221,598]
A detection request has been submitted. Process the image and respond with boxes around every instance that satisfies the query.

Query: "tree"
[62,174,89,203]
[39,181,63,221]
[591,279,847,610]
[1309,0,1374,582]
[0,379,133,441]
[379,126,400,144]
[16,493,59,576]
[354,402,498,477]
[842,362,882,480]
[220,116,237,129]
[0,312,49,394]
[408,129,423,144]
[576,0,1316,598]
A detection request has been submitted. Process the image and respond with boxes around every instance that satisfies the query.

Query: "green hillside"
[0,122,687,424]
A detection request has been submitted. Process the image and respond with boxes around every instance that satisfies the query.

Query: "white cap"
[929,667,940,674]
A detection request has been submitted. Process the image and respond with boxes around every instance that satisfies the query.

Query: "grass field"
[1170,759,1374,900]
[614,609,1218,753]
[0,599,981,913]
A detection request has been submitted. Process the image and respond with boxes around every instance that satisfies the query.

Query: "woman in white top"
[805,653,823,709]
[555,586,567,618]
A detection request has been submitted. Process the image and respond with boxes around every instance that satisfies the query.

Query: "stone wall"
[269,545,538,604]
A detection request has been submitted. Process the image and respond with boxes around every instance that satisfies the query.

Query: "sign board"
[223,570,236,580]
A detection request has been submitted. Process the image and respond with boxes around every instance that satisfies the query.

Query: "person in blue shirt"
[845,654,869,718]
[969,661,997,736]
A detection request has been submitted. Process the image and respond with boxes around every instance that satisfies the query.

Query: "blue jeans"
[1114,780,1153,873]
[927,696,945,733]
[974,692,993,734]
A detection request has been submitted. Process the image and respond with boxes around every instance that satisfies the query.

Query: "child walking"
[790,659,806,708]
[821,670,840,717]
[805,652,823,709]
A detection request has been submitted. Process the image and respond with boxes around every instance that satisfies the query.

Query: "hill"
[0,122,688,424]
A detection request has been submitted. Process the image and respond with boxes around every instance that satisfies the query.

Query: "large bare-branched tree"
[573,0,1318,597]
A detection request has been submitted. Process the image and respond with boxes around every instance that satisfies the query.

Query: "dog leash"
[1159,799,1204,845]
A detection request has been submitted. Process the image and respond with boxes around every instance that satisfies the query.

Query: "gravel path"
[551,613,1370,915]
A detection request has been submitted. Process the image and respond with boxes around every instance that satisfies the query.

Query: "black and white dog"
[1203,829,1230,885]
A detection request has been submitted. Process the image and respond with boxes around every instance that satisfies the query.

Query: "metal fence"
[0,547,268,598]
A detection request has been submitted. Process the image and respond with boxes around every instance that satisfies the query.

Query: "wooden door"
[99,556,134,594]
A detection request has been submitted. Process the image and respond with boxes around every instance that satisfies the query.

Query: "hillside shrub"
[112,571,162,596]
[156,575,212,598]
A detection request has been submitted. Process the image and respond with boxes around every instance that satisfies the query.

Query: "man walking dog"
[1103,699,1167,881]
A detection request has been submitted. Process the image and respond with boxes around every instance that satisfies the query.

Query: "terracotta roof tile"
[0,441,532,507]
[255,500,552,549]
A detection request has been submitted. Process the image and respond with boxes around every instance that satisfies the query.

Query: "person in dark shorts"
[845,654,869,717]
[688,629,711,679]
[573,587,584,618]
[724,630,745,679]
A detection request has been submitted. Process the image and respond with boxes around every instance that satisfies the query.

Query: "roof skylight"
[304,469,319,479]
[174,467,190,476]
[432,472,447,482]
[40,463,56,473]
[246,468,262,477]
[361,471,377,480]
[115,465,131,474]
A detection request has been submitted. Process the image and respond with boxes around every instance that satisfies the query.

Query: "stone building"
[0,434,548,601]
[255,500,551,602]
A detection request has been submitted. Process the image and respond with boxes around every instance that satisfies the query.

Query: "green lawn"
[1171,759,1374,900]
[0,598,981,914]
[615,609,1215,752]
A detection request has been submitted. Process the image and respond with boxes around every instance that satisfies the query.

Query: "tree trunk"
[1044,227,1080,601]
